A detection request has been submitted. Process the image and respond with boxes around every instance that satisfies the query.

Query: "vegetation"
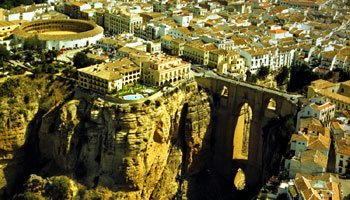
[44,176,71,200]
[0,78,20,97]
[111,83,157,97]
[275,66,289,86]
[287,63,319,93]
[262,115,295,179]
[334,68,350,82]
[0,44,10,61]
[245,70,257,83]
[257,66,270,79]
[73,52,102,68]
[23,36,45,50]
[0,0,45,9]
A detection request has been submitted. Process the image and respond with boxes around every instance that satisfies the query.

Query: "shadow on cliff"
[2,110,46,199]
[177,98,239,200]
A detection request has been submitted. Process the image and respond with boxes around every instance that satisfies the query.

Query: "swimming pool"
[123,94,144,100]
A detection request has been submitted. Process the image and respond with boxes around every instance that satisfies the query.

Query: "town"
[0,0,349,199]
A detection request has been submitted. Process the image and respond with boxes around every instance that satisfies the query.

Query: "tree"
[245,70,257,83]
[0,44,10,61]
[275,66,289,86]
[287,63,319,93]
[24,51,34,63]
[44,176,71,200]
[44,50,59,63]
[334,68,350,82]
[23,36,45,50]
[257,66,270,79]
[73,52,93,68]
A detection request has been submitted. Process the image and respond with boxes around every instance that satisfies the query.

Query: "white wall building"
[173,13,193,27]
[239,48,270,73]
[296,98,336,130]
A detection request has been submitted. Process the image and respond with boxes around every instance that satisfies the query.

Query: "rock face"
[0,76,72,197]
[37,81,212,199]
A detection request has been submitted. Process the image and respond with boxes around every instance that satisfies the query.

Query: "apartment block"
[77,58,140,94]
[142,54,190,86]
[104,11,142,34]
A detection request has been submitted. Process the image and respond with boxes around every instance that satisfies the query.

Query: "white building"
[335,135,350,175]
[296,98,336,130]
[239,48,270,73]
[77,58,140,94]
[173,13,193,27]
[168,27,193,41]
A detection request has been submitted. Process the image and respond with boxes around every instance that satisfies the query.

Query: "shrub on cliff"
[23,191,45,200]
[44,176,71,200]
[257,66,270,80]
[275,66,289,86]
[0,44,10,61]
[0,78,20,97]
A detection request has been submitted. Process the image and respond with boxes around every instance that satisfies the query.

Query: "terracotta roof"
[291,133,309,142]
[78,58,139,81]
[310,102,334,111]
[176,27,192,35]
[307,135,330,152]
[295,173,340,200]
[69,2,88,7]
[335,137,350,156]
[300,150,327,168]
[268,29,288,34]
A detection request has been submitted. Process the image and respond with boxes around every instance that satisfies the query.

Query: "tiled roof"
[78,58,139,81]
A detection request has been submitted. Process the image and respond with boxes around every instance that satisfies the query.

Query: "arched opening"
[233,103,252,160]
[234,168,246,190]
[267,98,277,110]
[220,86,228,97]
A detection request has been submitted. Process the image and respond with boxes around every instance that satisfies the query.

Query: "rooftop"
[78,58,139,81]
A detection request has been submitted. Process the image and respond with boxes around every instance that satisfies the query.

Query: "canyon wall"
[0,75,72,197]
[36,81,212,199]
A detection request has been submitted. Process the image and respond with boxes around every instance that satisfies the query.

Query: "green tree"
[24,51,34,63]
[73,52,93,68]
[0,44,10,61]
[257,66,270,79]
[23,36,45,50]
[245,70,257,83]
[275,66,289,86]
[44,176,71,200]
[334,68,350,82]
[44,50,59,63]
[287,63,319,93]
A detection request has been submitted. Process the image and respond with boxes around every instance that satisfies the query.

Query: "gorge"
[0,75,299,199]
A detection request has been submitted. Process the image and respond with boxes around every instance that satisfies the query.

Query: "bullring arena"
[13,19,104,50]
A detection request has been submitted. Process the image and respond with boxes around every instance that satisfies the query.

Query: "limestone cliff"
[36,81,212,199]
[0,75,73,197]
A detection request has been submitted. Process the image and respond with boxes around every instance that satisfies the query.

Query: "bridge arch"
[233,102,252,160]
[220,85,229,97]
[266,98,277,111]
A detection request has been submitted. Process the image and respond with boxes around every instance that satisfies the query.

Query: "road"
[57,47,88,63]
[192,69,302,104]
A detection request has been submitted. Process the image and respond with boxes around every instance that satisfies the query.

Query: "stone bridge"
[195,76,301,192]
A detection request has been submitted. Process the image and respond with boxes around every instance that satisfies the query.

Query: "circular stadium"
[13,19,104,50]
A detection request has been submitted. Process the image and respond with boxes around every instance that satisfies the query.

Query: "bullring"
[13,19,104,50]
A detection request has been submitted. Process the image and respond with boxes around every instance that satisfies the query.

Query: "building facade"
[142,54,190,86]
[78,58,140,94]
[104,11,142,34]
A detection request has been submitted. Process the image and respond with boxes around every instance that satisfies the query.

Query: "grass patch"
[111,83,159,98]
